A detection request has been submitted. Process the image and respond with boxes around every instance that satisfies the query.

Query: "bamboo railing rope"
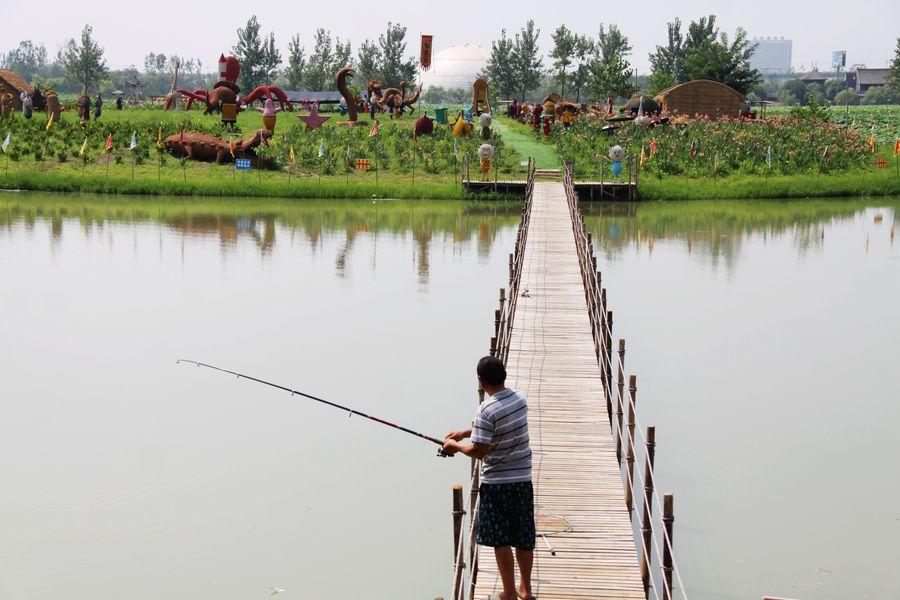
[563,161,688,600]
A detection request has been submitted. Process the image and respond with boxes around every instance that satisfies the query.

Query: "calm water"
[1,193,898,600]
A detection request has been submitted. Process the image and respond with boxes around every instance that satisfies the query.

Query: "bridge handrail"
[563,160,688,600]
[449,158,536,600]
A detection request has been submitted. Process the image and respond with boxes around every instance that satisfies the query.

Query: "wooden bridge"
[462,159,640,201]
[447,163,685,600]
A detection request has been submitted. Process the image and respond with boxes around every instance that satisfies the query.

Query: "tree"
[833,88,859,106]
[378,22,416,88]
[646,70,677,96]
[233,15,281,91]
[587,24,635,101]
[485,29,518,100]
[549,25,576,98]
[304,29,335,91]
[334,38,353,71]
[62,25,108,94]
[570,35,594,103]
[779,79,807,105]
[647,15,760,95]
[862,85,899,105]
[596,24,632,63]
[888,38,900,95]
[357,39,381,83]
[143,52,167,75]
[285,34,306,89]
[823,78,845,102]
[1,41,49,81]
[511,20,543,101]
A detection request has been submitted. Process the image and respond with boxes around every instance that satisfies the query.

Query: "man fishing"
[442,356,535,600]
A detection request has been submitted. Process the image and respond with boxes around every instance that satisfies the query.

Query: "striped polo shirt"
[471,388,532,484]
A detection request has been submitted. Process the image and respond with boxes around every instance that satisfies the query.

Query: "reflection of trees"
[581,199,899,266]
[0,195,521,280]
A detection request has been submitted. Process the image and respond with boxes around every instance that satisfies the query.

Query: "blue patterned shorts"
[476,481,535,550]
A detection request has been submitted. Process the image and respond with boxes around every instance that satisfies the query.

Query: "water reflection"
[582,199,898,267]
[0,194,522,283]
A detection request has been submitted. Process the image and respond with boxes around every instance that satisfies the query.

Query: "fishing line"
[176,359,448,456]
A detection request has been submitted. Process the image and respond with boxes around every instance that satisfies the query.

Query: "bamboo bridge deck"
[471,181,644,599]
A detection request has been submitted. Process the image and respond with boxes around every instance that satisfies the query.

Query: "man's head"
[477,356,506,390]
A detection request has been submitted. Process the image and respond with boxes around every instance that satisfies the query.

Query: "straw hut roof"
[0,69,34,110]
[654,79,744,119]
[856,68,889,86]
[800,69,827,83]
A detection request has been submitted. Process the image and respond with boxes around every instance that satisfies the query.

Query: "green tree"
[833,88,859,106]
[304,28,335,91]
[334,38,353,72]
[357,39,381,83]
[485,29,518,99]
[862,85,899,105]
[646,70,677,95]
[1,41,49,81]
[779,79,808,104]
[233,15,281,91]
[596,24,632,63]
[378,22,417,88]
[587,24,635,101]
[62,25,108,94]
[549,25,576,98]
[823,78,845,102]
[511,20,543,101]
[648,15,760,95]
[284,34,306,89]
[888,38,900,94]
[570,35,594,103]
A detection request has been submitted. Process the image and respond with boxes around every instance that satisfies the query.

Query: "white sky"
[4,0,898,74]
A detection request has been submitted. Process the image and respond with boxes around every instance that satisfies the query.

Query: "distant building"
[419,45,490,90]
[845,67,891,94]
[800,69,828,85]
[750,37,792,74]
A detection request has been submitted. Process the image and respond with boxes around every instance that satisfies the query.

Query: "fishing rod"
[176,359,448,457]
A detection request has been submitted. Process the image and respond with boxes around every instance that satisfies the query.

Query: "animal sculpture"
[165,129,272,163]
[179,55,241,114]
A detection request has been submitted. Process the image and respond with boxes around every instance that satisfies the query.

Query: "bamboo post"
[615,339,625,462]
[606,308,614,400]
[452,485,464,560]
[613,338,624,427]
[624,375,637,515]
[640,426,656,595]
[508,253,514,284]
[663,493,675,599]
[489,336,497,357]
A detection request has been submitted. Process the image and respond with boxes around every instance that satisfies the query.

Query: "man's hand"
[444,429,470,442]
[441,439,460,457]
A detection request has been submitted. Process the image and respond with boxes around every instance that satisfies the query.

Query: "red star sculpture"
[298,104,330,130]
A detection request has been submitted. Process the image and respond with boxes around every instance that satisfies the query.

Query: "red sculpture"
[178,53,242,114]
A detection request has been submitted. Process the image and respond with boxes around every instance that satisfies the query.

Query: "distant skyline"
[3,0,898,75]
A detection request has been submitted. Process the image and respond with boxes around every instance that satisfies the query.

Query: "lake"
[1,193,897,600]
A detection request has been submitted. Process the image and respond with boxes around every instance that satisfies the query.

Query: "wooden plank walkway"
[472,182,644,599]
[463,179,636,200]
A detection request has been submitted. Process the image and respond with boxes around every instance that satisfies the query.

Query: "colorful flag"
[289,145,297,166]
[45,114,54,131]
[894,139,900,158]
[103,134,113,154]
[369,121,379,137]
[178,124,185,146]
[229,141,235,159]
[129,131,137,150]
[636,96,644,119]
[156,125,163,150]
[318,141,325,158]
[453,137,458,155]
[713,152,719,175]
[639,145,646,167]
[79,137,88,157]
[765,145,772,167]
[420,34,434,71]
[649,139,658,158]
[1,133,9,153]
[690,138,697,159]
[606,98,613,116]
[869,136,877,154]
[822,146,830,166]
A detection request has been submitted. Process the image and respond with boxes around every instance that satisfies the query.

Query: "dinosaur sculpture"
[165,129,272,163]
[179,54,241,114]
[163,61,180,110]
[621,94,661,116]
[335,67,359,123]
[378,80,423,114]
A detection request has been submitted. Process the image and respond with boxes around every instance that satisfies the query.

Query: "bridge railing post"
[624,375,637,516]
[640,426,656,596]
[663,493,675,600]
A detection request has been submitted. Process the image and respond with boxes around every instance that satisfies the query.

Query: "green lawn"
[494,118,562,170]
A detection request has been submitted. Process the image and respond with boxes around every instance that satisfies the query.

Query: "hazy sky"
[4,0,898,74]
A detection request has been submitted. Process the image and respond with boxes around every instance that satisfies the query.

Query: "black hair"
[477,356,506,386]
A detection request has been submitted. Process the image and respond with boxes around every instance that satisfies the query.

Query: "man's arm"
[441,438,490,460]
[445,428,472,442]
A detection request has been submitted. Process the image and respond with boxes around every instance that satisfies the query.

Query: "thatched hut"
[0,69,35,110]
[654,80,744,119]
